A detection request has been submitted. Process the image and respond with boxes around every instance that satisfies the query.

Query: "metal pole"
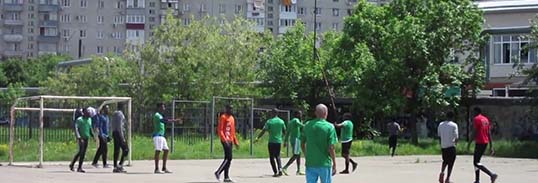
[171,101,175,152]
[286,110,291,157]
[38,97,44,168]
[127,99,132,166]
[9,105,15,165]
[210,96,216,157]
[249,99,254,157]
[313,0,317,61]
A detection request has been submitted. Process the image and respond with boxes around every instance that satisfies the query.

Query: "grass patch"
[1,136,537,162]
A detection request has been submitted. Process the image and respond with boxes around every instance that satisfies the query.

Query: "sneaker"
[69,164,74,172]
[154,169,163,174]
[282,168,289,176]
[113,168,122,173]
[214,171,220,181]
[352,162,358,172]
[103,164,111,168]
[119,167,127,173]
[223,178,234,183]
[272,173,280,177]
[91,163,99,168]
[491,173,498,183]
[278,171,283,176]
[439,173,444,183]
[162,169,172,174]
[77,168,86,173]
[296,171,305,175]
[339,170,350,174]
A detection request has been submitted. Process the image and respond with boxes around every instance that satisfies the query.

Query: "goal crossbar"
[9,95,133,168]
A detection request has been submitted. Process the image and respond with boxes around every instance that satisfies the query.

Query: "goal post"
[8,95,132,168]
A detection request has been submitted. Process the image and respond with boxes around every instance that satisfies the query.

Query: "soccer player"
[255,108,287,177]
[215,104,239,183]
[468,107,498,183]
[334,113,357,174]
[111,103,129,173]
[153,103,181,174]
[92,105,110,168]
[69,107,93,173]
[282,110,305,176]
[437,112,458,183]
[387,118,401,157]
[301,104,338,183]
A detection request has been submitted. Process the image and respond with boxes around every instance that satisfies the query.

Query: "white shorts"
[153,136,169,151]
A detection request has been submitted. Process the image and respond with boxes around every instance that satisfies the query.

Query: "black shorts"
[389,135,398,148]
[441,146,456,164]
[341,141,352,155]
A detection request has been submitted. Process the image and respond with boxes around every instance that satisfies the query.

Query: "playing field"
[0,155,536,183]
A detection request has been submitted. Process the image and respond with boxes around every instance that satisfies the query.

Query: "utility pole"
[313,0,338,121]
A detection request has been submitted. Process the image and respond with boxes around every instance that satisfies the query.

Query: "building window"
[28,6,35,11]
[267,20,273,26]
[80,29,86,38]
[332,23,339,30]
[149,17,156,22]
[80,0,87,8]
[200,3,206,12]
[28,28,34,34]
[183,3,190,11]
[492,35,535,64]
[315,8,322,16]
[127,0,145,8]
[219,4,226,13]
[97,46,104,54]
[347,9,353,16]
[235,5,242,14]
[149,2,155,7]
[98,0,105,8]
[97,16,104,24]
[97,31,104,39]
[40,27,57,36]
[61,0,70,7]
[298,7,305,15]
[116,1,123,9]
[332,8,339,16]
[62,29,70,38]
[281,5,296,12]
[279,19,296,27]
[333,0,339,2]
[268,6,274,12]
[60,14,70,23]
[127,15,145,24]
[28,43,34,49]
[183,17,191,26]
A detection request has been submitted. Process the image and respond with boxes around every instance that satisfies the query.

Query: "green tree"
[260,22,343,112]
[339,0,485,143]
[0,55,69,87]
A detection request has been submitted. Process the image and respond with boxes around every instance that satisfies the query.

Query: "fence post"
[250,99,254,157]
[171,102,175,153]
[38,97,44,168]
[210,97,215,157]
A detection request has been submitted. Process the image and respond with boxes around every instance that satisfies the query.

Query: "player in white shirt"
[437,112,458,183]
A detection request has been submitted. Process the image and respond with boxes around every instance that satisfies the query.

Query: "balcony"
[3,19,24,26]
[3,34,24,42]
[38,35,60,43]
[3,4,24,11]
[40,20,59,27]
[38,4,60,12]
[4,50,24,57]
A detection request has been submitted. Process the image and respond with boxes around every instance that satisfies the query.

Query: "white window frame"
[492,34,534,65]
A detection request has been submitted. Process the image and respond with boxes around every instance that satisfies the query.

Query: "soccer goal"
[8,95,132,168]
[170,100,211,152]
[210,96,254,157]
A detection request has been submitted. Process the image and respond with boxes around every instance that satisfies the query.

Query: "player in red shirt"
[214,104,239,183]
[468,107,498,183]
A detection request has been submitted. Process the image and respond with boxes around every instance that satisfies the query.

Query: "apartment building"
[476,0,538,95]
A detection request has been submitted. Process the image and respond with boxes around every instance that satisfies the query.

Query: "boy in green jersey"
[334,113,358,174]
[282,110,305,175]
[69,107,93,173]
[255,108,286,177]
[153,103,182,174]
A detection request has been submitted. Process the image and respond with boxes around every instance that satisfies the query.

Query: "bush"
[0,144,7,157]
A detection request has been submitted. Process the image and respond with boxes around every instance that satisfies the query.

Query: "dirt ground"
[0,155,536,183]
